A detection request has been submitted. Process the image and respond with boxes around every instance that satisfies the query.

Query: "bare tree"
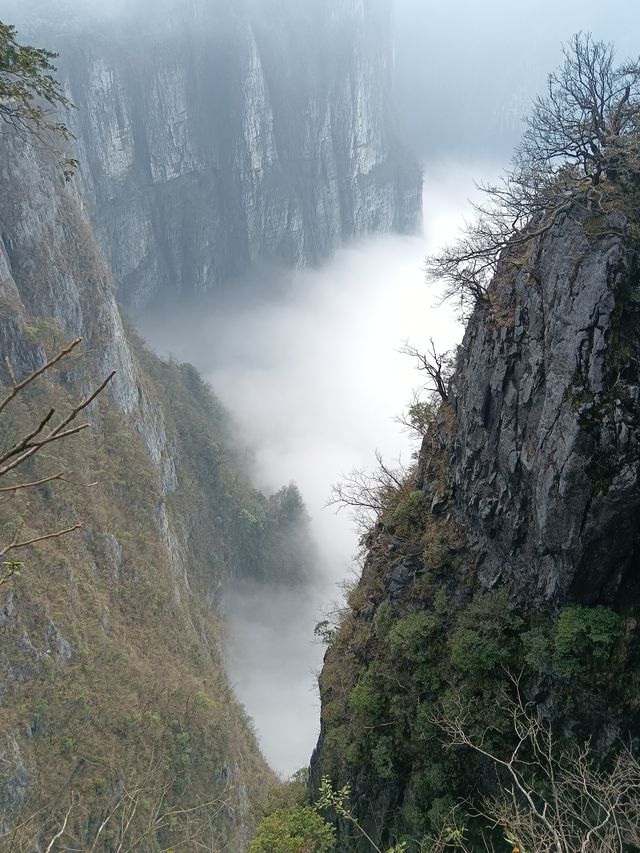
[428,678,640,853]
[427,34,640,318]
[0,337,114,585]
[519,34,640,188]
[327,451,411,536]
[395,340,454,441]
[399,340,451,404]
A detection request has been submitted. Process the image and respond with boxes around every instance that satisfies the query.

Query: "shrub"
[389,489,429,538]
[373,600,394,640]
[371,735,396,780]
[449,590,521,675]
[349,667,386,724]
[553,605,622,676]
[249,806,335,853]
[387,612,439,662]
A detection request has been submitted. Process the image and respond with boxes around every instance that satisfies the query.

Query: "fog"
[140,165,490,774]
[394,0,640,161]
[134,0,639,775]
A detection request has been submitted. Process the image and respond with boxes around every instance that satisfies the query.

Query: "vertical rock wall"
[25,0,423,309]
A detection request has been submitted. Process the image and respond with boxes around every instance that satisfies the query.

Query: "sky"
[394,0,640,161]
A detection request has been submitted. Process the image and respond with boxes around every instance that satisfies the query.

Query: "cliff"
[311,202,640,848]
[11,0,422,310]
[0,125,315,848]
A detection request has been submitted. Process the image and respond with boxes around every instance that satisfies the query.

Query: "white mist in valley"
[135,0,640,776]
[141,164,496,775]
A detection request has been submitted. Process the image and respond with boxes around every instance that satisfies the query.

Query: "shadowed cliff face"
[310,205,640,849]
[16,0,422,310]
[449,209,640,604]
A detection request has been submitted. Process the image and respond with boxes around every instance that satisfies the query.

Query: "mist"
[394,0,640,161]
[139,165,492,774]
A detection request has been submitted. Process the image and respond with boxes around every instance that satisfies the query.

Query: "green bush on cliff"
[389,490,429,539]
[350,665,387,724]
[553,605,623,676]
[449,590,522,675]
[387,612,439,662]
[249,806,335,853]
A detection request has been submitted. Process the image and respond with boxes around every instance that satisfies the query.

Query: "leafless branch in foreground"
[428,676,640,852]
[0,337,114,579]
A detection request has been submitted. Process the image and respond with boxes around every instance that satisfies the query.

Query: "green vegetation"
[317,777,407,853]
[313,35,640,851]
[250,807,335,853]
[0,323,320,848]
[553,605,623,676]
[0,21,77,176]
[315,429,631,849]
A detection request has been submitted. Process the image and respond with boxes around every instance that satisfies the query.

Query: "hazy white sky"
[394,0,640,159]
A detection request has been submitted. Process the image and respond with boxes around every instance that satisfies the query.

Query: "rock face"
[451,209,640,605]
[311,206,640,849]
[0,127,315,847]
[19,0,421,309]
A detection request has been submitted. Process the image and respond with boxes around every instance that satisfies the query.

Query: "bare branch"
[430,679,640,852]
[328,453,412,535]
[0,337,114,581]
[1,522,84,558]
[427,35,640,319]
[0,471,65,493]
[399,339,452,402]
[0,370,115,479]
[0,338,81,416]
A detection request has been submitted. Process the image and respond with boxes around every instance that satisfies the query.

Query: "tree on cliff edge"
[428,33,640,316]
[0,21,76,177]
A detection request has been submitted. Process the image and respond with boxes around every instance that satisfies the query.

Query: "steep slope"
[311,203,640,848]
[0,127,314,848]
[9,0,422,310]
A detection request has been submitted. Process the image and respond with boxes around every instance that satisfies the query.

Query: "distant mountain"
[8,0,422,310]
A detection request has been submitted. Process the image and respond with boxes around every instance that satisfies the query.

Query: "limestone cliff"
[0,126,315,848]
[10,0,421,310]
[450,208,640,604]
[311,203,640,849]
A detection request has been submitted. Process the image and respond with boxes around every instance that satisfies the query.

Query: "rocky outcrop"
[0,132,179,510]
[449,209,640,604]
[16,0,421,310]
[311,204,640,849]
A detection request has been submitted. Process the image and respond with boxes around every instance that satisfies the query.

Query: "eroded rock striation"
[450,208,640,604]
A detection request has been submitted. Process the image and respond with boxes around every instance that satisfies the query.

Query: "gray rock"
[44,621,74,665]
[0,592,16,630]
[385,554,423,602]
[0,735,31,834]
[24,0,422,311]
[448,209,640,604]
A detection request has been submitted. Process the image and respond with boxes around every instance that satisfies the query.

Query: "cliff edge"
[311,200,640,848]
